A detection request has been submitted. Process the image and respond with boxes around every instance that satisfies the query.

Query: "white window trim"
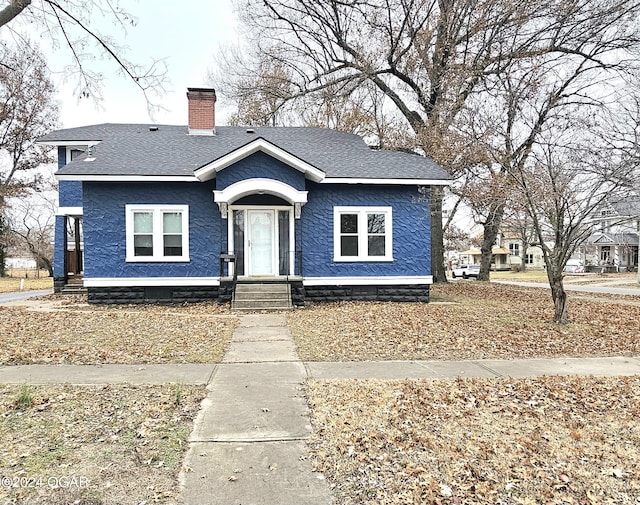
[333,206,393,262]
[125,204,190,262]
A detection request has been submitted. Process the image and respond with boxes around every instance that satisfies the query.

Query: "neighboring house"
[587,197,640,271]
[502,239,545,270]
[37,88,450,305]
[4,257,37,270]
[459,247,511,271]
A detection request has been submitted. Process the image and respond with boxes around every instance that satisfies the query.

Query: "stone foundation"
[303,284,430,303]
[87,282,430,304]
[87,286,220,304]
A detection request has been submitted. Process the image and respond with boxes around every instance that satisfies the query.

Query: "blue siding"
[83,181,220,279]
[59,181,83,207]
[53,216,66,278]
[300,183,431,277]
[216,151,306,190]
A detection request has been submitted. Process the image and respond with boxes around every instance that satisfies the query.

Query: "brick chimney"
[187,88,216,135]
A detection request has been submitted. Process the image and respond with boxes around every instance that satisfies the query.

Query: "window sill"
[333,257,394,262]
[126,256,191,263]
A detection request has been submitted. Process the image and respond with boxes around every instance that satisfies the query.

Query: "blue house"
[38,88,449,306]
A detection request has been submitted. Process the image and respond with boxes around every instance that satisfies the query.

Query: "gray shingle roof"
[38,124,450,181]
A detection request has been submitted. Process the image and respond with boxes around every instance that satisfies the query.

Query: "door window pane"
[233,210,245,276]
[278,210,290,275]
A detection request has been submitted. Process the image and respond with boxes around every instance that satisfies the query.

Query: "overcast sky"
[39,0,239,128]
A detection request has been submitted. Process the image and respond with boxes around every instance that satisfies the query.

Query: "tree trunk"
[431,186,447,283]
[548,271,569,324]
[0,211,7,277]
[520,245,528,272]
[41,256,53,277]
[478,202,505,281]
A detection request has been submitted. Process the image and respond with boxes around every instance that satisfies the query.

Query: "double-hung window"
[334,206,392,261]
[126,205,189,262]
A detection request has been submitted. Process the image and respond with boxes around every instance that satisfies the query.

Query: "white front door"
[247,210,276,276]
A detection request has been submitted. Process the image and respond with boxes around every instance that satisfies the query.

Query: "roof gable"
[194,137,325,182]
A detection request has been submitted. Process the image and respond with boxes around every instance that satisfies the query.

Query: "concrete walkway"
[2,356,639,384]
[179,314,334,505]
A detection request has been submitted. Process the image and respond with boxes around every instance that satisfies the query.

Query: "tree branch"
[0,0,30,28]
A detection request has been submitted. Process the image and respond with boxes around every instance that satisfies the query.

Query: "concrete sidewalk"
[493,279,640,296]
[1,356,639,384]
[179,315,334,505]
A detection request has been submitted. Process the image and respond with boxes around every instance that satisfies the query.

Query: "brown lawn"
[307,375,640,505]
[0,301,235,364]
[288,282,640,361]
[0,384,206,505]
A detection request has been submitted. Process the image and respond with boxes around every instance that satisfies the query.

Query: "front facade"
[587,198,640,272]
[39,89,449,304]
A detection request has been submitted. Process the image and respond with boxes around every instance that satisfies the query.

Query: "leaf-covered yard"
[0,383,206,505]
[0,302,235,364]
[307,376,640,505]
[288,283,640,361]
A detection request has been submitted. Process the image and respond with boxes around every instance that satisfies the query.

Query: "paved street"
[0,289,53,304]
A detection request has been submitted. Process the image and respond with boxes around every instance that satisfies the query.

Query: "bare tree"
[7,186,56,276]
[0,44,58,276]
[0,44,57,194]
[226,0,640,283]
[1,0,168,110]
[508,100,639,323]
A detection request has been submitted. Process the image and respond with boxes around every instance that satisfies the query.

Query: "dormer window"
[70,148,85,161]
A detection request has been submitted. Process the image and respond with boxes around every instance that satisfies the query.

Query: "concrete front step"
[235,291,290,301]
[234,283,289,293]
[60,287,88,295]
[232,282,292,311]
[233,300,292,310]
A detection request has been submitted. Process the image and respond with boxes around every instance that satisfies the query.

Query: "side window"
[334,207,392,261]
[126,205,189,262]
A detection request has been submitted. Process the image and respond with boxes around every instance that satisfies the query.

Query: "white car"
[564,259,584,273]
[452,264,480,279]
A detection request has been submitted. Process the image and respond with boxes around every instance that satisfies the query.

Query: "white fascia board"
[56,207,83,216]
[303,276,433,286]
[84,277,221,287]
[195,138,325,183]
[55,174,199,182]
[321,178,451,185]
[36,140,101,147]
